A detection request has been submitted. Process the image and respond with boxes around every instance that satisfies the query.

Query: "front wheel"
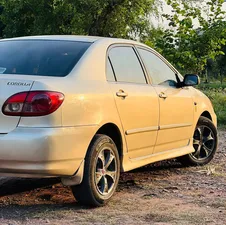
[178,116,218,166]
[71,134,120,207]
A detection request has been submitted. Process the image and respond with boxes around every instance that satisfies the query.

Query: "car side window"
[106,58,116,81]
[138,48,177,87]
[109,46,147,84]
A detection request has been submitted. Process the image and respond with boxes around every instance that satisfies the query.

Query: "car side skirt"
[122,139,194,172]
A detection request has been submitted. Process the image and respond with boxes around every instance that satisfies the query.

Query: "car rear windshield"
[0,40,92,77]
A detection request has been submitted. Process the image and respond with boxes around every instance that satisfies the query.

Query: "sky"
[155,0,226,27]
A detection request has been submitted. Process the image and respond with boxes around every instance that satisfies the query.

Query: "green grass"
[199,83,226,91]
[198,84,226,127]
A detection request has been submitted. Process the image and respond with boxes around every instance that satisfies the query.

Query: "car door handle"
[116,90,128,98]
[159,92,168,99]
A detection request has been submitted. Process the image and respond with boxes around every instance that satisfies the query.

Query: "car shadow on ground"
[0,177,60,197]
[0,177,84,220]
[0,203,92,220]
[0,160,183,196]
[0,159,185,220]
[132,159,183,173]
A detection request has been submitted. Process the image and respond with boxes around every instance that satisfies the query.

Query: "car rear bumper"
[0,126,97,178]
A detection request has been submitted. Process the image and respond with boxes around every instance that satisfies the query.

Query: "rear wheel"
[178,116,218,166]
[71,134,120,207]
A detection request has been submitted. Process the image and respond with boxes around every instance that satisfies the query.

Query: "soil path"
[0,131,225,225]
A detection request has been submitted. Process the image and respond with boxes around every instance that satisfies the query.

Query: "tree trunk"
[205,68,209,83]
[220,69,223,84]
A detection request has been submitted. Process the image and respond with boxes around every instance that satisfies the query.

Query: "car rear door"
[107,45,159,159]
[137,47,194,154]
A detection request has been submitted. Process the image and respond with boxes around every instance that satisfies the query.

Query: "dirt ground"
[0,131,225,225]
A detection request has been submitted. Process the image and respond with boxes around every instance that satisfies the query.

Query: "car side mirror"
[183,74,200,87]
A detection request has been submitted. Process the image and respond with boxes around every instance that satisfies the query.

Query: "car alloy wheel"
[191,125,216,160]
[71,134,120,206]
[177,116,218,166]
[95,148,117,196]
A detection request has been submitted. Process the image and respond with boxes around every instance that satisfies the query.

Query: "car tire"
[71,134,120,207]
[178,116,218,166]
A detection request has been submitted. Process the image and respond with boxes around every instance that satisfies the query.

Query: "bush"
[200,87,226,127]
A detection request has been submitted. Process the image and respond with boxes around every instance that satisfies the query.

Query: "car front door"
[138,47,194,154]
[107,45,159,159]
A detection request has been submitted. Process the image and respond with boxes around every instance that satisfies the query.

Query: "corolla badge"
[7,82,31,86]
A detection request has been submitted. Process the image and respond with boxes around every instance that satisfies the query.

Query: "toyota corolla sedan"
[0,36,218,206]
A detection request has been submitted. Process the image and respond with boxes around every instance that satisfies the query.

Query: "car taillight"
[2,91,64,116]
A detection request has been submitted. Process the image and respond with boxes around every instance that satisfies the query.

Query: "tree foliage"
[0,0,226,82]
[0,0,160,38]
[207,45,226,83]
[0,1,4,38]
[143,0,226,75]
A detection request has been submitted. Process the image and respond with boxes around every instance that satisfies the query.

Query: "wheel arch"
[192,110,214,139]
[95,123,123,160]
[194,111,213,130]
[62,123,124,187]
[200,111,212,121]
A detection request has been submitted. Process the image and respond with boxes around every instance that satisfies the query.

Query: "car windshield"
[0,40,92,77]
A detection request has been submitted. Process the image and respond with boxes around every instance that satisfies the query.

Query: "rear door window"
[0,40,91,77]
[109,46,147,84]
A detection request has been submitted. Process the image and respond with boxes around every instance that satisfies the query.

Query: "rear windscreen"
[0,40,92,77]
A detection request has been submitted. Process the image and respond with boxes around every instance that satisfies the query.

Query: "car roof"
[0,35,145,46]
[1,35,101,43]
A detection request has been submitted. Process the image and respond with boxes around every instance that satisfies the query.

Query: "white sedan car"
[0,36,217,206]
